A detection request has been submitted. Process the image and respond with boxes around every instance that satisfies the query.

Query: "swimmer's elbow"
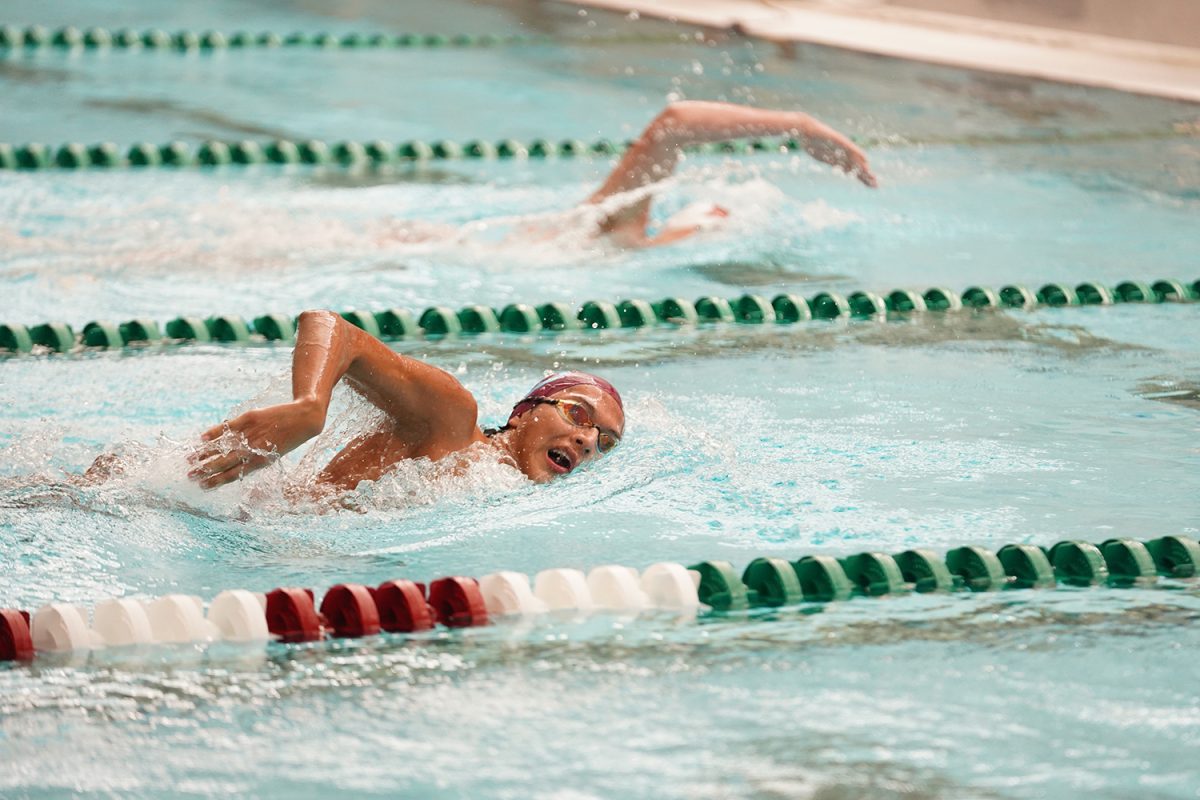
[297,309,339,328]
[297,309,354,342]
[651,101,695,137]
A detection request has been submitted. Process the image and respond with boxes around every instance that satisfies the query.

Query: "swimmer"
[185,310,624,490]
[383,101,876,249]
[583,100,878,247]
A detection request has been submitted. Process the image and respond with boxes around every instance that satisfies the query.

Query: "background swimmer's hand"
[187,399,325,489]
[803,130,877,188]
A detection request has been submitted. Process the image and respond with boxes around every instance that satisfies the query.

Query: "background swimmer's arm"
[189,310,478,489]
[586,101,878,242]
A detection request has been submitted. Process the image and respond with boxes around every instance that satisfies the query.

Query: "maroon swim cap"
[508,372,623,422]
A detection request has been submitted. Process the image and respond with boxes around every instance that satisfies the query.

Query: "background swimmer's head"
[499,372,625,483]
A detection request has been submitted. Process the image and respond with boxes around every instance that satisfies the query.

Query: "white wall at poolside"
[569,0,1200,102]
[884,0,1200,49]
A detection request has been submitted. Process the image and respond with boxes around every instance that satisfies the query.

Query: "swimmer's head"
[498,372,625,483]
[663,202,730,233]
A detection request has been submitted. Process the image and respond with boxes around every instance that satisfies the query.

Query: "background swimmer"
[584,100,877,247]
[186,310,625,491]
[383,100,877,250]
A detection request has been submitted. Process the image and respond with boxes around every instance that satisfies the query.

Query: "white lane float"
[640,563,702,611]
[206,590,270,642]
[92,598,154,646]
[533,568,594,611]
[479,571,548,616]
[142,594,220,643]
[586,565,649,611]
[30,603,102,651]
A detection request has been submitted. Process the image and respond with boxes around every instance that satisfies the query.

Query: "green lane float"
[694,296,735,323]
[946,545,1008,591]
[922,287,962,311]
[1036,283,1078,307]
[207,315,251,342]
[809,292,850,320]
[732,294,775,324]
[1145,536,1200,578]
[847,290,887,318]
[961,286,999,308]
[886,289,928,313]
[840,552,906,596]
[793,555,854,601]
[418,306,462,336]
[999,285,1038,309]
[3,278,1196,357]
[0,324,33,354]
[1113,281,1158,303]
[741,557,804,607]
[894,549,955,593]
[536,302,580,331]
[160,141,194,166]
[578,301,621,330]
[771,293,811,323]
[996,544,1055,589]
[119,319,162,344]
[30,323,74,352]
[82,321,123,349]
[498,304,541,333]
[1099,539,1157,586]
[340,310,382,338]
[375,308,419,338]
[616,299,656,328]
[1048,541,1109,586]
[1151,279,1197,302]
[1075,281,1114,305]
[457,304,501,334]
[689,561,750,611]
[165,317,211,342]
[657,298,700,325]
[252,314,295,342]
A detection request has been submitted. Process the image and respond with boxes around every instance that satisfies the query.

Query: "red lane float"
[265,588,322,643]
[320,583,381,638]
[428,577,488,628]
[0,609,33,661]
[372,580,435,633]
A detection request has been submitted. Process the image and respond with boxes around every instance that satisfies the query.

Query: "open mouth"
[546,448,573,474]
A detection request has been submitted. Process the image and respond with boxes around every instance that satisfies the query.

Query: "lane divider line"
[2,125,1196,172]
[2,535,1196,662]
[2,279,1196,357]
[0,25,696,51]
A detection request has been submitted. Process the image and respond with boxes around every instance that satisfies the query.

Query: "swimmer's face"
[506,385,625,483]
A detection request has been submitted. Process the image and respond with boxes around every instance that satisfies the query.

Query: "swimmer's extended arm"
[188,310,478,489]
[587,101,877,243]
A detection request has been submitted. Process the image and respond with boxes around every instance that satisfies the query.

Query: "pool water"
[2,1,1199,797]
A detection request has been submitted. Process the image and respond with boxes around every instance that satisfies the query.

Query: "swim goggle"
[523,397,620,454]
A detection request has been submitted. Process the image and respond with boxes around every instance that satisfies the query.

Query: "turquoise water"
[3,1,1200,797]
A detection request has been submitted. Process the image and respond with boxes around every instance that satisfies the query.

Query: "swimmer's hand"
[799,120,878,188]
[187,399,325,489]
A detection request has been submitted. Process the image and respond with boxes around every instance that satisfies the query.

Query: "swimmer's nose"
[575,429,598,455]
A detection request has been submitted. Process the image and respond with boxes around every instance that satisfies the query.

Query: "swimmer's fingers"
[188,450,240,481]
[197,462,250,490]
[195,452,273,489]
[855,161,879,188]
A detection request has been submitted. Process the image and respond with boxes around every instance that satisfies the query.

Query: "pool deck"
[573,0,1200,103]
